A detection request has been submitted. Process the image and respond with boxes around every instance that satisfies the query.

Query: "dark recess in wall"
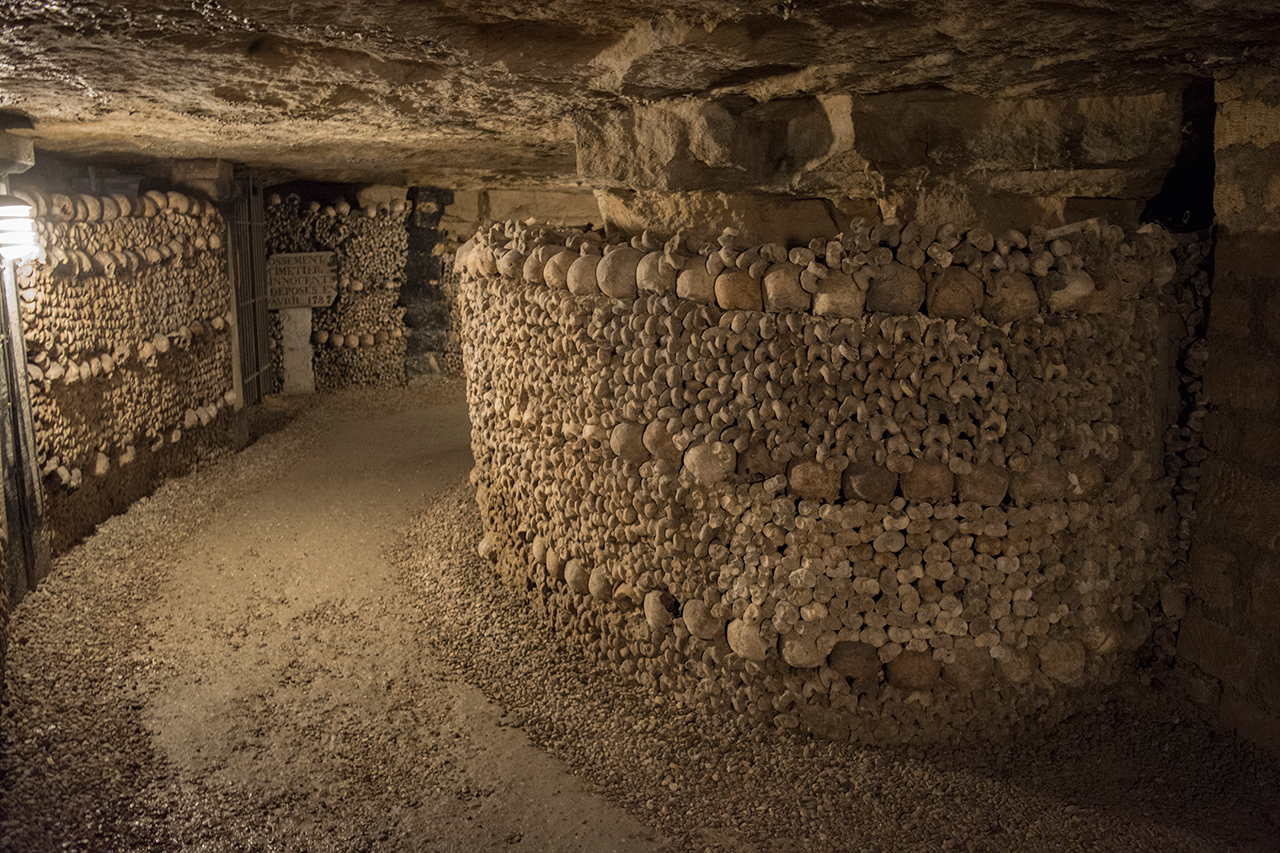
[262,180,360,207]
[401,186,454,378]
[1142,79,1216,232]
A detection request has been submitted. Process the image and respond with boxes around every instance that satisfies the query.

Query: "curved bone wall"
[14,187,236,552]
[265,195,409,391]
[461,217,1186,743]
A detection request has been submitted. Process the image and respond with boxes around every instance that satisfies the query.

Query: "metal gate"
[225,177,269,407]
[0,176,50,607]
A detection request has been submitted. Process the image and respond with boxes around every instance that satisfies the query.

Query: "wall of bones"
[460,216,1195,742]
[264,194,410,391]
[12,187,236,553]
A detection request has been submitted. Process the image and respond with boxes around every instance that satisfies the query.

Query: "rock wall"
[264,194,409,390]
[13,187,236,553]
[578,90,1184,243]
[1177,67,1280,757]
[460,215,1185,743]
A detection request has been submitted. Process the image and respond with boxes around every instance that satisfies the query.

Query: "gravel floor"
[2,379,1278,852]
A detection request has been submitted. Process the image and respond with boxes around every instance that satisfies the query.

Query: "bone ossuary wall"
[459,210,1209,744]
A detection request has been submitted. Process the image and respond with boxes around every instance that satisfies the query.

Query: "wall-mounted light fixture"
[0,195,37,261]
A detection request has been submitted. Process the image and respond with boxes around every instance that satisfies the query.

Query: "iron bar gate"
[225,177,269,407]
[0,176,50,608]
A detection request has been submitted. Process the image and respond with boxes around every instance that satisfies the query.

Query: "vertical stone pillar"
[1181,67,1280,758]
[279,307,315,394]
[168,158,233,202]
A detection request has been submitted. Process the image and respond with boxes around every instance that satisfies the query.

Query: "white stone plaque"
[267,252,337,309]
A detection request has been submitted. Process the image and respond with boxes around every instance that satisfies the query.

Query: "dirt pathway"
[3,382,1278,853]
[1,385,670,852]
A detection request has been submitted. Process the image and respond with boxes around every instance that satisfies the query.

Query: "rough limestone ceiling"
[0,1,1277,187]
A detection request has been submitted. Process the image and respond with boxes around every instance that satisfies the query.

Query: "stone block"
[1268,290,1280,347]
[1243,419,1280,467]
[576,97,850,195]
[1177,613,1258,689]
[1208,293,1254,339]
[847,90,1178,196]
[1256,645,1280,717]
[598,189,843,246]
[487,189,602,228]
[1197,462,1280,551]
[1252,559,1280,636]
[1202,345,1279,412]
[1188,540,1237,611]
[1220,694,1280,761]
[280,307,315,394]
[168,158,233,200]
[1215,144,1280,234]
[1214,231,1280,280]
[1216,97,1280,149]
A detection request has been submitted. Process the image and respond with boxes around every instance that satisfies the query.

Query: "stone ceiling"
[0,1,1277,189]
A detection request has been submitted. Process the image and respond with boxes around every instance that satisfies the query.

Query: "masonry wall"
[264,194,410,391]
[462,215,1187,743]
[1177,67,1280,757]
[13,186,235,555]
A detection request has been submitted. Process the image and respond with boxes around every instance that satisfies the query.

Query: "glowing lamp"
[0,195,37,261]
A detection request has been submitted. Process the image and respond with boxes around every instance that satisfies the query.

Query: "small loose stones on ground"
[1,382,1277,852]
[399,479,1280,853]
